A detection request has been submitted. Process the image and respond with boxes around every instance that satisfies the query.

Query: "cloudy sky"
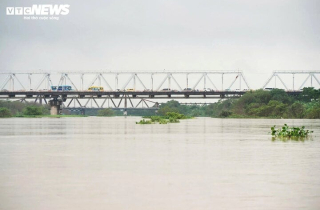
[0,0,319,88]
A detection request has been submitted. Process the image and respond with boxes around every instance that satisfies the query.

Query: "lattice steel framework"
[0,71,250,91]
[262,71,320,90]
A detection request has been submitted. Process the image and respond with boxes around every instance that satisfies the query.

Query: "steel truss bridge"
[0,70,319,113]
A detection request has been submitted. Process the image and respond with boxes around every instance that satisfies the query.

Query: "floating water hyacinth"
[271,124,313,139]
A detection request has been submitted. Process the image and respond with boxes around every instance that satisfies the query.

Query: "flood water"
[0,117,319,210]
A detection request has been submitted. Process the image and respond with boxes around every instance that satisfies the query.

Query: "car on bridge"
[162,88,172,91]
[88,86,104,91]
[203,88,214,92]
[183,88,193,91]
[51,85,73,91]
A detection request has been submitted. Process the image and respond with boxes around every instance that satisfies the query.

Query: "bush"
[136,119,153,124]
[306,107,320,119]
[165,112,186,119]
[219,110,232,118]
[159,118,168,124]
[23,106,43,115]
[169,117,179,123]
[0,107,12,118]
[290,102,305,118]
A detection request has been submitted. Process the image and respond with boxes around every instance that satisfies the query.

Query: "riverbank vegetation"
[0,100,88,118]
[0,107,12,118]
[155,88,320,119]
[0,100,50,118]
[97,108,115,116]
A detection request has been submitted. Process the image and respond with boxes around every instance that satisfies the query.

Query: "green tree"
[219,110,232,118]
[0,107,12,117]
[306,106,320,119]
[98,108,115,116]
[299,87,320,102]
[270,89,292,104]
[290,102,305,118]
[233,89,272,115]
[157,105,180,116]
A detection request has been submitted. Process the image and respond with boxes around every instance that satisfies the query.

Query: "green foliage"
[158,100,181,115]
[299,87,320,102]
[159,118,168,124]
[168,117,180,123]
[150,116,162,122]
[98,108,115,116]
[271,124,313,139]
[158,100,206,117]
[155,90,320,119]
[137,111,188,124]
[228,88,320,119]
[290,102,305,118]
[136,119,153,124]
[205,99,235,117]
[0,107,12,118]
[0,100,49,116]
[270,89,292,104]
[219,110,232,118]
[23,106,44,115]
[165,112,187,119]
[306,107,320,119]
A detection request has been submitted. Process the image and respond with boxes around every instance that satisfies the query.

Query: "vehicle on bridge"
[88,86,104,91]
[162,88,172,91]
[184,88,193,91]
[51,85,73,91]
[126,88,135,92]
[203,88,214,92]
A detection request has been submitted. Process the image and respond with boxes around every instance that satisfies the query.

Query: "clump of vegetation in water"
[136,119,153,124]
[271,124,313,140]
[136,112,191,124]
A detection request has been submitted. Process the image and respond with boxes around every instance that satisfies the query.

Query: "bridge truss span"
[0,71,250,92]
[0,70,318,112]
[263,70,320,90]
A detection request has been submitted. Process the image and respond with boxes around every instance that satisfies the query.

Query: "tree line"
[0,100,50,117]
[156,87,320,119]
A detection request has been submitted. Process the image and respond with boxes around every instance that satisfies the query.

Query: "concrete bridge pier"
[49,99,62,115]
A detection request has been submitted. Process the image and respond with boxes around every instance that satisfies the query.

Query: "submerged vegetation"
[271,124,313,140]
[136,112,191,124]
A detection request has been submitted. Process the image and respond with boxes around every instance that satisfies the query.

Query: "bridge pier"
[49,99,62,115]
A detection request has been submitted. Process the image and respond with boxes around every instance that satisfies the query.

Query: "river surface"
[0,117,319,210]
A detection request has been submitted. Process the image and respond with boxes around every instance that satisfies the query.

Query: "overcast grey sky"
[0,0,319,82]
